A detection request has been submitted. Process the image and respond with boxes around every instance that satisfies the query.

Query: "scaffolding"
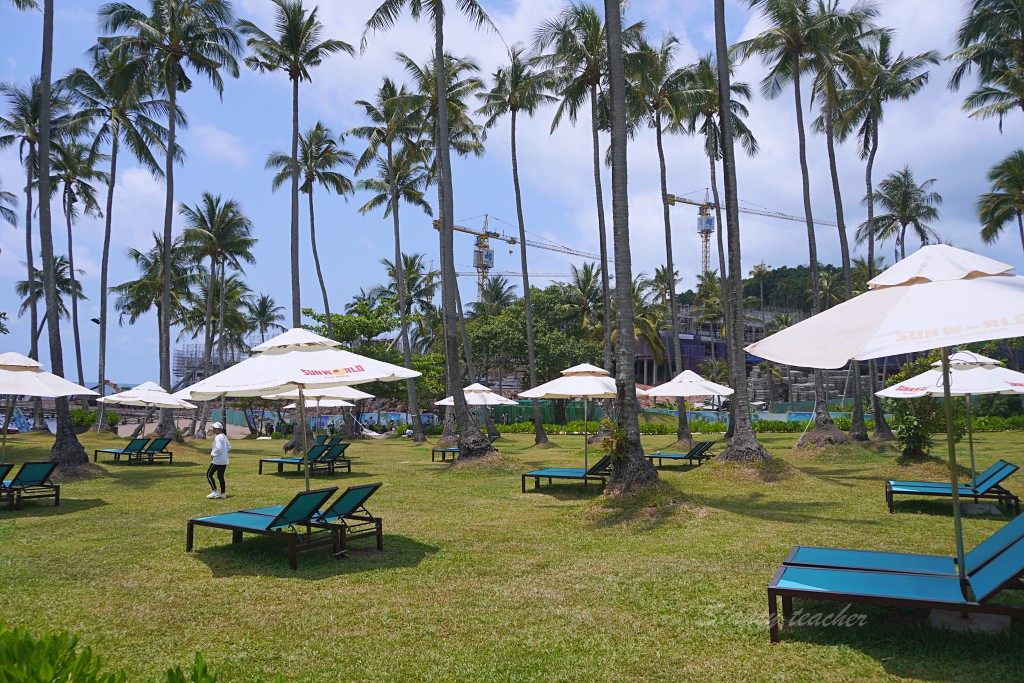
[173,343,252,382]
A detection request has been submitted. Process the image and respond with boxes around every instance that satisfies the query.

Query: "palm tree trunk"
[713,0,768,462]
[454,285,475,380]
[25,144,46,433]
[308,185,334,337]
[38,0,87,466]
[156,84,177,439]
[709,149,737,438]
[433,21,489,460]
[899,223,908,260]
[510,111,548,445]
[290,77,301,328]
[96,133,118,432]
[589,84,614,376]
[388,145,425,443]
[63,187,86,405]
[196,255,217,439]
[217,259,227,425]
[864,118,892,440]
[790,57,843,447]
[824,109,867,441]
[655,115,690,445]
[603,0,658,493]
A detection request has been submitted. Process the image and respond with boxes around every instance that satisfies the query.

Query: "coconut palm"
[16,255,86,347]
[112,232,193,338]
[858,166,942,260]
[181,193,256,435]
[238,0,353,327]
[247,294,285,344]
[373,253,440,319]
[475,44,555,444]
[0,178,17,226]
[949,0,1024,129]
[100,0,241,438]
[735,0,850,446]
[267,122,354,336]
[469,276,517,319]
[978,149,1024,253]
[712,0,770,461]
[748,262,771,308]
[62,45,173,429]
[50,138,109,393]
[767,312,798,405]
[610,274,666,367]
[564,262,603,333]
[533,4,645,382]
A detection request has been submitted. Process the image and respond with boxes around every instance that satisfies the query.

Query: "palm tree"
[470,276,517,319]
[748,262,771,308]
[978,149,1024,253]
[712,0,770,461]
[238,0,353,328]
[247,294,285,344]
[610,274,667,367]
[365,0,496,458]
[598,0,658,491]
[112,232,194,343]
[267,122,354,336]
[181,193,256,436]
[533,4,645,381]
[62,45,172,429]
[100,0,242,438]
[0,178,16,226]
[564,262,603,333]
[735,0,849,447]
[16,255,86,347]
[858,166,942,260]
[949,0,1024,129]
[475,44,554,445]
[767,312,798,405]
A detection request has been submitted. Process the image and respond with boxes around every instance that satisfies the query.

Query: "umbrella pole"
[966,394,977,482]
[941,348,966,582]
[299,388,310,492]
[584,398,588,470]
[2,395,11,457]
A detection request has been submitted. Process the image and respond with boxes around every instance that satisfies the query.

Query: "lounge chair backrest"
[968,460,1010,488]
[970,534,1024,602]
[269,487,338,529]
[972,460,1018,493]
[488,436,499,444]
[327,437,343,446]
[693,442,713,456]
[314,435,327,446]
[0,463,12,482]
[966,513,1024,574]
[305,445,329,461]
[587,455,612,475]
[146,438,171,451]
[322,482,382,518]
[125,438,151,452]
[8,462,57,487]
[321,444,348,462]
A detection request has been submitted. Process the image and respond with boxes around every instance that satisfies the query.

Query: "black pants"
[206,464,227,493]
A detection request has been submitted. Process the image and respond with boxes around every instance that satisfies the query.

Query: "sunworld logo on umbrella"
[894,385,927,392]
[300,365,365,377]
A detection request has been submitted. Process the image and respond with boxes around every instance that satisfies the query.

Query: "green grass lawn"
[2,429,1024,681]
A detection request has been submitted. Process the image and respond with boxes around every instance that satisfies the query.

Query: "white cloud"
[187,123,250,167]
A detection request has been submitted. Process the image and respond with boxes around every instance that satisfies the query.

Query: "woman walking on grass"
[206,422,230,499]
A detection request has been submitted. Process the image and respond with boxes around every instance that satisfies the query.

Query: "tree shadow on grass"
[258,470,377,483]
[104,466,207,490]
[519,484,606,501]
[3,497,107,517]
[776,600,1024,681]
[692,491,878,526]
[793,466,885,488]
[191,533,439,579]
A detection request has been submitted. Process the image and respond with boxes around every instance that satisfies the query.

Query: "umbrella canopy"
[0,352,98,398]
[646,370,734,398]
[284,399,354,410]
[178,328,419,491]
[745,245,1024,583]
[264,385,375,401]
[179,328,419,400]
[518,364,647,399]
[98,380,197,409]
[745,245,1024,369]
[435,383,518,406]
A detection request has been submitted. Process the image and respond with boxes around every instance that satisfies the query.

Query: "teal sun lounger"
[521,454,612,493]
[885,459,1020,514]
[1,462,60,510]
[645,441,715,467]
[93,438,151,463]
[432,435,499,462]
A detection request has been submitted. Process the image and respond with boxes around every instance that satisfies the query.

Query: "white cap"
[211,422,224,430]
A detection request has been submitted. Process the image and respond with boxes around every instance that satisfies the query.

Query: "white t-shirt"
[211,433,230,465]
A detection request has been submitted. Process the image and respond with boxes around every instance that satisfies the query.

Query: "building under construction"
[173,343,251,383]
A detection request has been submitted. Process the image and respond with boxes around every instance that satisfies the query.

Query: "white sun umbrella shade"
[435,383,518,406]
[284,399,354,410]
[264,385,375,401]
[518,364,649,399]
[876,363,1024,399]
[745,245,1024,584]
[178,328,420,400]
[0,352,98,397]
[745,245,1024,369]
[98,380,197,409]
[646,370,734,398]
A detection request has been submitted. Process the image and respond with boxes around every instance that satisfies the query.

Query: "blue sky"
[1,0,1021,385]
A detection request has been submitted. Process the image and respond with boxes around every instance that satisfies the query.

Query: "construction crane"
[434,214,604,298]
[665,192,839,274]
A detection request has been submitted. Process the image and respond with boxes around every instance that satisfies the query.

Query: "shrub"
[270,431,285,440]
[105,410,120,429]
[0,622,126,682]
[69,408,96,429]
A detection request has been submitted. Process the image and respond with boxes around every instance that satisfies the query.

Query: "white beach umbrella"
[98,380,197,409]
[435,383,518,406]
[283,399,354,410]
[178,328,419,490]
[745,245,1024,581]
[264,385,375,401]
[646,370,735,399]
[0,352,98,454]
[519,364,648,468]
[876,352,1024,479]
